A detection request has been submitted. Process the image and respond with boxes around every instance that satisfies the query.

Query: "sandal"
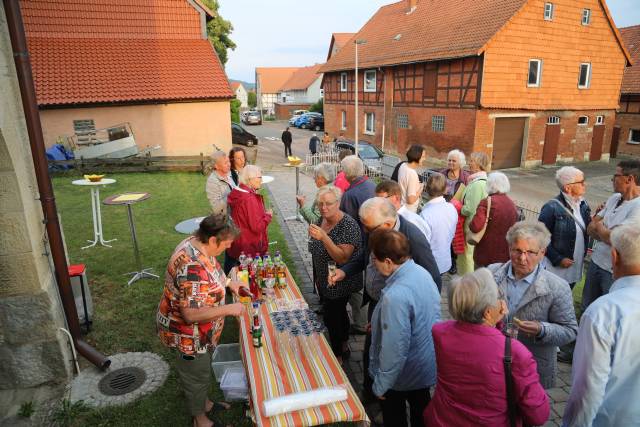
[206,401,231,415]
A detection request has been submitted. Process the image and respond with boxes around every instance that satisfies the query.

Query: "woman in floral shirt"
[157,214,244,427]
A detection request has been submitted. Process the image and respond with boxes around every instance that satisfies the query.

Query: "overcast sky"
[218,0,640,82]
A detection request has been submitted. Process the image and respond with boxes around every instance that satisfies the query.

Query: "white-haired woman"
[438,149,470,201]
[488,221,578,389]
[469,172,519,267]
[538,166,591,288]
[226,165,272,271]
[296,162,336,224]
[308,185,362,361]
[424,268,550,427]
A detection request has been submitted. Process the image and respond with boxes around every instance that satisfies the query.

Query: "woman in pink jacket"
[424,268,549,427]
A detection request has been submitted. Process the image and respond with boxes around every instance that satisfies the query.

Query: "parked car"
[289,109,308,125]
[243,111,262,125]
[306,115,324,131]
[335,140,384,173]
[295,112,323,129]
[231,123,259,146]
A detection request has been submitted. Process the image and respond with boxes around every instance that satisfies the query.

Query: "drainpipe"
[4,0,110,370]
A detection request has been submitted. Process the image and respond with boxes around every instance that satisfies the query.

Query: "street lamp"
[354,39,366,155]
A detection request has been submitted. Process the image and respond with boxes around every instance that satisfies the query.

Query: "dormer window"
[582,9,591,25]
[544,3,554,20]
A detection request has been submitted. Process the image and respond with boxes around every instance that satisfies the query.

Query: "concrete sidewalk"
[265,167,578,427]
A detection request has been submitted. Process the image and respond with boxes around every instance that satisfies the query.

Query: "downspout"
[4,0,110,370]
[380,67,386,152]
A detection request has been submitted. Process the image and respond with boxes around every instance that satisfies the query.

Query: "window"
[341,111,347,130]
[432,115,445,132]
[578,116,589,125]
[340,72,347,92]
[547,116,560,125]
[365,112,375,134]
[364,70,376,92]
[544,2,554,20]
[528,59,542,87]
[578,63,591,89]
[397,113,409,129]
[629,129,640,145]
[582,9,591,25]
[595,115,604,125]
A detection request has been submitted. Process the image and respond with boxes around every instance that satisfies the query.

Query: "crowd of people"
[158,140,640,427]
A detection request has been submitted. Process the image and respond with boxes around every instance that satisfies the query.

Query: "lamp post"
[354,39,366,155]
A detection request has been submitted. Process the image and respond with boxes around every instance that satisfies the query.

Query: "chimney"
[406,0,418,14]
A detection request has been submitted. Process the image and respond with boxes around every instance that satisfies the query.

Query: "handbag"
[467,196,491,246]
[504,335,517,427]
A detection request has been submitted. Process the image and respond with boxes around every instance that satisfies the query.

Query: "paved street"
[258,148,618,426]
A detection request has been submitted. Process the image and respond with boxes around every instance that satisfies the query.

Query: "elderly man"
[296,162,336,224]
[563,223,640,427]
[488,221,578,389]
[375,180,430,240]
[205,150,236,216]
[583,159,640,310]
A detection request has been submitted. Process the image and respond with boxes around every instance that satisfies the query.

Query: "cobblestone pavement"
[265,169,571,427]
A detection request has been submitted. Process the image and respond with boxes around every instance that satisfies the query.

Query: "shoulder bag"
[467,196,492,246]
[504,335,517,427]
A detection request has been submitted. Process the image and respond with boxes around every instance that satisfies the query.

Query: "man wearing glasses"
[583,160,640,310]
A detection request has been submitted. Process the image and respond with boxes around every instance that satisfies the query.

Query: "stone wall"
[0,5,72,418]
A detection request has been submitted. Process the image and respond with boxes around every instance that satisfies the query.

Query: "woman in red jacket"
[469,172,518,268]
[227,165,272,268]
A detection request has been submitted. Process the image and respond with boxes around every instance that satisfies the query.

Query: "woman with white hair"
[226,165,272,271]
[488,221,578,389]
[469,172,519,267]
[424,268,550,427]
[296,162,337,224]
[538,166,591,288]
[438,149,470,201]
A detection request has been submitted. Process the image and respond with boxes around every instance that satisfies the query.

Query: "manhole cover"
[98,367,147,396]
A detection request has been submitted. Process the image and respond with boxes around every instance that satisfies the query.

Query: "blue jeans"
[581,261,614,311]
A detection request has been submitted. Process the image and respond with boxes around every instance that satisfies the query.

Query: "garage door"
[492,118,526,169]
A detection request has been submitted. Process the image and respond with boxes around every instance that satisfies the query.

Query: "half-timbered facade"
[613,25,640,158]
[320,0,630,168]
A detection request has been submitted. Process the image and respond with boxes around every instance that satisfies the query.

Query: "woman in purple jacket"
[424,268,549,427]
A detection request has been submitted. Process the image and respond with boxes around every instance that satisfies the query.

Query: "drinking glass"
[505,322,519,340]
[327,261,337,285]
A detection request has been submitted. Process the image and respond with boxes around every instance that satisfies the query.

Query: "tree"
[201,0,236,65]
[230,99,241,123]
[248,91,257,109]
[309,98,323,114]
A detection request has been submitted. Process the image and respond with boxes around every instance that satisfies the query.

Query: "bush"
[247,91,257,109]
[309,98,323,114]
[230,99,241,123]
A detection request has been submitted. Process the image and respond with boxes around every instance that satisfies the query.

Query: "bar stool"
[68,264,91,332]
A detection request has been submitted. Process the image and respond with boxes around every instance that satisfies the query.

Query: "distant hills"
[229,79,255,91]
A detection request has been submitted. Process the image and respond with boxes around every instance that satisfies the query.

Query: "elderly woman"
[368,229,440,427]
[157,214,245,427]
[206,150,236,216]
[333,149,352,193]
[539,166,591,289]
[438,149,470,201]
[308,185,362,361]
[296,162,336,224]
[397,144,426,213]
[458,151,490,274]
[419,173,458,274]
[227,165,272,272]
[488,221,578,389]
[229,146,247,186]
[470,172,519,267]
[424,268,550,427]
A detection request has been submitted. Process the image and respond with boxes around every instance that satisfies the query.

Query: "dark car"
[242,111,262,125]
[306,115,324,131]
[231,123,259,146]
[334,140,384,173]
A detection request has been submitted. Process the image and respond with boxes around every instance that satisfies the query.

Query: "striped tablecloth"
[236,268,369,426]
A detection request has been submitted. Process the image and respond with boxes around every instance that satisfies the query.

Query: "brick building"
[613,25,640,158]
[319,0,631,169]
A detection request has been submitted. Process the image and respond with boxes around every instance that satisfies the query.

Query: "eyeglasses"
[510,248,542,258]
[364,222,383,233]
[568,179,585,185]
[317,200,338,208]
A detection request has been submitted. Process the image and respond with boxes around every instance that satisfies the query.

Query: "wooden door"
[542,124,561,165]
[590,124,605,161]
[610,126,621,158]
[492,118,526,169]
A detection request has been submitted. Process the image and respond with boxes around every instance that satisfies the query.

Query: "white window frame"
[629,129,640,145]
[578,116,589,126]
[595,115,604,125]
[578,63,591,89]
[582,9,591,25]
[547,116,560,125]
[341,110,347,130]
[432,115,445,132]
[364,70,377,93]
[340,72,347,92]
[528,59,542,87]
[364,112,376,135]
[544,2,554,20]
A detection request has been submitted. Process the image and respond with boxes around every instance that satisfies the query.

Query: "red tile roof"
[21,0,233,106]
[620,25,640,94]
[230,82,243,91]
[327,33,356,61]
[255,67,299,94]
[279,64,323,91]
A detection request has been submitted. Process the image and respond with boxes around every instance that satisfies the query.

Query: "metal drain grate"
[98,367,147,396]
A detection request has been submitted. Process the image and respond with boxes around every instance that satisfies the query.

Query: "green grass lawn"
[52,171,299,426]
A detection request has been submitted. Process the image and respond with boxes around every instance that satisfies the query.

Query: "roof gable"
[327,33,355,60]
[255,67,299,93]
[279,64,323,92]
[620,25,640,94]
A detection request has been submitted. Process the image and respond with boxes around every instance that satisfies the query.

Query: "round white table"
[262,175,274,184]
[72,178,117,249]
[283,163,305,222]
[175,216,205,235]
